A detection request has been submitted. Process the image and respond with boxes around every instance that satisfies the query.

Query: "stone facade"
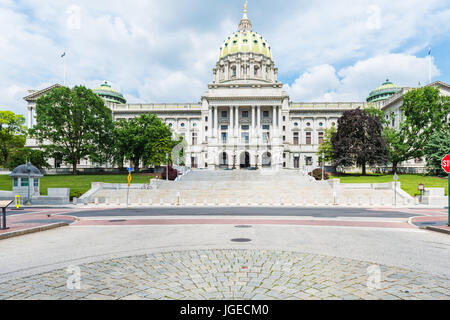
[23,7,449,172]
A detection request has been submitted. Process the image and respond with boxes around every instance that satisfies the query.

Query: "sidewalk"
[411,215,450,235]
[0,211,77,240]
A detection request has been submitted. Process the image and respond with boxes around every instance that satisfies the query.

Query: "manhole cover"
[235,225,252,228]
[108,220,127,223]
[230,238,252,243]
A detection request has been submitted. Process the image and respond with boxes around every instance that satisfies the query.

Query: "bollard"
[138,198,142,206]
[226,198,230,206]
[280,198,284,206]
[325,198,329,206]
[84,198,88,206]
[192,198,196,206]
[116,198,120,205]
[105,198,109,206]
[314,198,318,206]
[369,197,374,206]
[203,199,208,206]
[303,198,307,206]
[380,198,384,206]
[73,197,78,205]
[149,198,153,205]
[236,198,240,206]
[160,198,164,206]
[392,197,396,206]
[215,198,219,206]
[358,197,362,206]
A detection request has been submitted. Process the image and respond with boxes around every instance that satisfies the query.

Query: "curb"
[424,226,450,235]
[0,222,69,240]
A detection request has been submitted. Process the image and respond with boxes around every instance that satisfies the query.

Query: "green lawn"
[331,173,448,197]
[0,174,155,199]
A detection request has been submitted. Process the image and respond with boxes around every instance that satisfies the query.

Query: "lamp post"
[166,153,169,181]
[321,152,325,181]
[26,161,31,205]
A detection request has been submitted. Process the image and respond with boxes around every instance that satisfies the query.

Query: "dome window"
[254,40,258,44]
[233,40,237,44]
[306,122,311,127]
[243,39,248,43]
[319,122,323,127]
[263,43,266,47]
[294,122,298,126]
[181,123,185,127]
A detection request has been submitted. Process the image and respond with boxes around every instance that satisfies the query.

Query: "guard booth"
[9,163,43,202]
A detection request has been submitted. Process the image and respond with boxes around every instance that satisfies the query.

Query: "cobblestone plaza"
[1,249,449,300]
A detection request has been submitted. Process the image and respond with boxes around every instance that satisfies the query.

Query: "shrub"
[308,168,330,181]
[161,165,178,181]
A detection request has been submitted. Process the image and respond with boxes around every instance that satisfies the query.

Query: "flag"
[61,52,66,58]
[428,48,431,56]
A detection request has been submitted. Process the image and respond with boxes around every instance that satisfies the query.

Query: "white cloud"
[285,54,440,102]
[0,0,448,119]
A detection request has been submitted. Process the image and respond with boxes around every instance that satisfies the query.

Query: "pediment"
[23,84,62,102]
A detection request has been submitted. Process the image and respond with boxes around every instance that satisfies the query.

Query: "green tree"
[317,126,336,164]
[6,147,50,170]
[113,114,176,171]
[30,86,114,174]
[331,108,389,175]
[0,111,27,167]
[399,86,450,160]
[424,128,450,177]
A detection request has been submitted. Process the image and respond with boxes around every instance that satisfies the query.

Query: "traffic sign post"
[442,155,450,226]
[126,168,133,207]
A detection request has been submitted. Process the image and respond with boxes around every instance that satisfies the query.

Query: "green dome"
[367,79,401,103]
[218,31,273,61]
[93,82,127,104]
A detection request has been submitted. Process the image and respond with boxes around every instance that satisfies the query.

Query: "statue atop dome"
[239,0,252,32]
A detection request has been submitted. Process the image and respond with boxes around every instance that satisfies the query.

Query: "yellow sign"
[127,173,132,187]
[15,195,20,209]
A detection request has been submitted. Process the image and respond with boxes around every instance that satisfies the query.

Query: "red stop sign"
[443,155,450,173]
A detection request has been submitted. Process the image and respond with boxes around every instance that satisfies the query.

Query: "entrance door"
[240,152,250,168]
[294,157,299,169]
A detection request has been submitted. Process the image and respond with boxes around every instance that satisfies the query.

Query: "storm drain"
[234,225,252,228]
[108,219,127,223]
[230,238,252,243]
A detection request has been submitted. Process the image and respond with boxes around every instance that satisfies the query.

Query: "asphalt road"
[62,207,421,218]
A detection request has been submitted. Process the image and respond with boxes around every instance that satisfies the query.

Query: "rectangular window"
[241,132,249,144]
[221,111,227,118]
[283,135,286,142]
[13,178,18,187]
[306,132,312,145]
[263,111,269,118]
[293,132,299,145]
[205,116,208,121]
[318,132,324,145]
[283,116,286,121]
[221,125,228,130]
[192,132,197,145]
[263,132,270,143]
[21,178,29,187]
[262,125,270,130]
[241,125,249,130]
[205,126,208,132]
[34,178,39,187]
[242,111,249,118]
[306,157,313,166]
[221,132,227,144]
[294,157,300,169]
[282,126,286,131]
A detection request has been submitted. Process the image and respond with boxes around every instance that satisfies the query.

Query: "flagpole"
[428,47,432,85]
[63,50,66,86]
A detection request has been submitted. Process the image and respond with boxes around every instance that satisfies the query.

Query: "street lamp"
[26,160,31,205]
[321,152,325,181]
[166,153,169,181]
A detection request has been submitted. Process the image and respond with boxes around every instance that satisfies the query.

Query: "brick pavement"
[0,249,448,300]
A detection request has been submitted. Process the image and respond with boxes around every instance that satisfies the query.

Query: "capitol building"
[24,5,449,172]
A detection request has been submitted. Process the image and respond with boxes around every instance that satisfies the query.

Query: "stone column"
[235,107,239,138]
[214,107,218,138]
[186,118,191,146]
[27,107,32,129]
[208,108,213,138]
[251,106,256,137]
[229,106,234,142]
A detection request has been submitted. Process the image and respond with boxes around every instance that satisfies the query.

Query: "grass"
[0,174,156,199]
[331,173,448,197]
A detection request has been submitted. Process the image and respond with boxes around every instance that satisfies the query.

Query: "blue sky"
[0,0,449,117]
